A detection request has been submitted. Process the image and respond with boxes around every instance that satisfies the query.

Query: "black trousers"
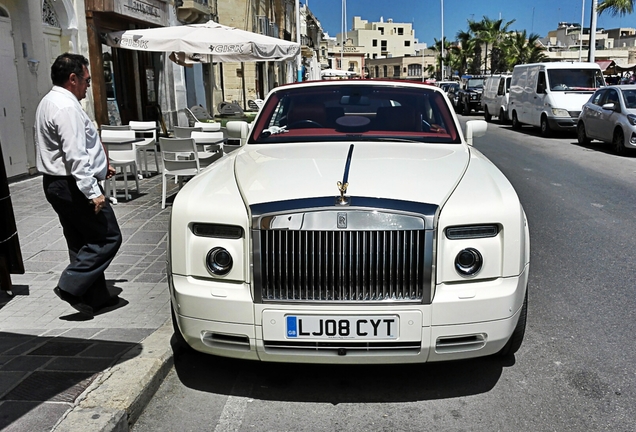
[43,175,122,300]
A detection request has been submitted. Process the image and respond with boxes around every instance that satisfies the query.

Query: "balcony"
[177,0,210,24]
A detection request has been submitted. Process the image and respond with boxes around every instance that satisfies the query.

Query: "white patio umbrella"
[320,68,355,78]
[105,19,300,62]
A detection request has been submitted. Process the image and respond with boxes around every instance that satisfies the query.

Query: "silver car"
[577,85,636,154]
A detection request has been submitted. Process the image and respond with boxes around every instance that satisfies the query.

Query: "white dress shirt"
[35,86,107,200]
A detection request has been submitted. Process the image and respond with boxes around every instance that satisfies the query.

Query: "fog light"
[206,247,233,275]
[630,132,636,144]
[455,248,483,276]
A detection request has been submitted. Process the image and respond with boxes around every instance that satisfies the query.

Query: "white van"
[508,62,605,136]
[482,74,512,123]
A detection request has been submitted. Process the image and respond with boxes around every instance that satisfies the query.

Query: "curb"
[53,320,175,432]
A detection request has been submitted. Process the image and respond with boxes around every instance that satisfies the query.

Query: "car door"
[532,70,547,127]
[598,88,620,142]
[583,89,606,139]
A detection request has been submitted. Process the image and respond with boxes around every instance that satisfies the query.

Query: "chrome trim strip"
[251,196,437,230]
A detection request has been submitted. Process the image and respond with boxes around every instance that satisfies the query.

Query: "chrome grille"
[254,229,430,303]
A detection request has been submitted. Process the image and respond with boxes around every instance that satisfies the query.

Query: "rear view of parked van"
[508,62,605,136]
[483,75,512,123]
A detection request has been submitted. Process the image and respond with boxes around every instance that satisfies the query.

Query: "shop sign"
[113,0,168,26]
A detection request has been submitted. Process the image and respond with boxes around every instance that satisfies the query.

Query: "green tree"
[598,0,635,16]
[500,30,547,71]
[454,30,476,77]
[469,16,516,74]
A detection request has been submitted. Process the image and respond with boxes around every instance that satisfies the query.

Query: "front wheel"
[577,122,591,145]
[484,106,492,122]
[613,128,626,155]
[540,115,551,137]
[499,108,507,124]
[463,101,471,116]
[511,111,522,130]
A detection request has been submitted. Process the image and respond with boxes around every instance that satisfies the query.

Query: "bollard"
[0,141,24,295]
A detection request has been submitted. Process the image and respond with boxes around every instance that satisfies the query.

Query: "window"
[407,64,422,76]
[378,27,384,35]
[381,41,387,50]
[591,90,605,105]
[372,39,377,47]
[398,28,404,35]
[393,66,400,77]
[404,41,410,47]
[383,65,388,77]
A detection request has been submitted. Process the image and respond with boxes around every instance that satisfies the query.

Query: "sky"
[306,0,636,46]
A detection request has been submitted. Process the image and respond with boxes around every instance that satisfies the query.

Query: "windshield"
[467,79,484,89]
[547,69,605,92]
[249,84,460,144]
[621,88,636,109]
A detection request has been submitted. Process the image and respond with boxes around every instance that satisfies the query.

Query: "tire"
[498,290,528,357]
[484,106,492,122]
[577,122,591,145]
[499,108,507,124]
[613,127,626,155]
[540,115,551,137]
[511,111,521,130]
[171,302,193,353]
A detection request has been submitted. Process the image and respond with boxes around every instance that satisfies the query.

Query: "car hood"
[234,142,470,207]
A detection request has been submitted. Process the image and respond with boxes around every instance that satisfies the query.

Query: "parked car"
[445,82,460,110]
[577,85,636,154]
[482,74,512,123]
[508,62,605,136]
[168,80,530,364]
[457,76,485,115]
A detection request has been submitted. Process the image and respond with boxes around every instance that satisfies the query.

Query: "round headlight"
[454,248,483,276]
[206,247,233,276]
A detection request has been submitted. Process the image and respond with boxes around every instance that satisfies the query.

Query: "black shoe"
[94,295,120,312]
[54,287,94,317]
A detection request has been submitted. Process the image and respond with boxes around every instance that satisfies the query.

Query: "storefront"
[84,0,169,126]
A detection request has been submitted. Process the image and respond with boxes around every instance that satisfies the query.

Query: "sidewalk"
[0,170,178,431]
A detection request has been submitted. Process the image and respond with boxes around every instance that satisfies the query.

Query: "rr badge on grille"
[337,212,347,229]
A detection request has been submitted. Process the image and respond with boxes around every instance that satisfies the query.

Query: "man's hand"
[92,194,106,214]
[106,164,116,179]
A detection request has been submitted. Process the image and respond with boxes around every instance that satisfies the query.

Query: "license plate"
[286,315,399,340]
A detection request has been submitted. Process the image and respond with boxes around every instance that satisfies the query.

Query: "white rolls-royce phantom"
[168,79,530,364]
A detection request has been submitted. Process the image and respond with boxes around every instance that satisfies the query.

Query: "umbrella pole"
[241,62,247,111]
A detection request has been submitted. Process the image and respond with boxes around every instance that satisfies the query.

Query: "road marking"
[214,374,253,432]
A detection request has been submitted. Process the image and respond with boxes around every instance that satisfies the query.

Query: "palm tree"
[469,16,516,74]
[598,0,635,16]
[432,37,453,80]
[454,30,475,78]
[500,30,547,71]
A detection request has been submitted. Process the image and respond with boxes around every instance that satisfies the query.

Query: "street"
[132,116,636,432]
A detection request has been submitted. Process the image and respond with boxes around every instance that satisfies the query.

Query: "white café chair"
[194,121,221,132]
[101,129,140,201]
[225,121,250,153]
[191,131,224,169]
[173,126,202,138]
[159,137,200,209]
[129,120,158,177]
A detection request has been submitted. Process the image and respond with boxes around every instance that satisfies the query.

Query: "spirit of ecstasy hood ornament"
[336,144,355,206]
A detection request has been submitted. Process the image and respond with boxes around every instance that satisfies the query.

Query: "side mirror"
[465,120,487,146]
[601,102,617,111]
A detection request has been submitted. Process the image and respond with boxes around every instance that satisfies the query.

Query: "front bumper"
[547,116,577,130]
[170,265,529,364]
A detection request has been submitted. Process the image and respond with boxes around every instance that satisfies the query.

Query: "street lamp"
[440,0,444,81]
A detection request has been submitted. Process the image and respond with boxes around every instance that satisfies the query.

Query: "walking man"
[35,53,122,317]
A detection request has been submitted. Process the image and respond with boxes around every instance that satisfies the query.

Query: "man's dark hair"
[50,53,89,86]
